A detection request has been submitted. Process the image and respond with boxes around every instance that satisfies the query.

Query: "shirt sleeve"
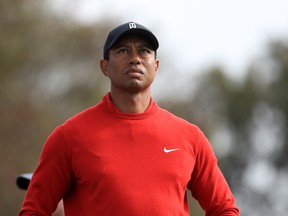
[19,125,73,216]
[187,128,240,216]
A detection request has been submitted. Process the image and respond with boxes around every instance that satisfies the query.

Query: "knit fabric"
[19,93,239,216]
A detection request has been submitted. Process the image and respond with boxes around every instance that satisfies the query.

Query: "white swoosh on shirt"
[164,147,180,153]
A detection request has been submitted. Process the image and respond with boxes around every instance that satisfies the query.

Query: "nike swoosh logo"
[164,147,180,153]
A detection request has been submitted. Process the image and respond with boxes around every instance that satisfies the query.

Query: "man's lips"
[126,68,143,75]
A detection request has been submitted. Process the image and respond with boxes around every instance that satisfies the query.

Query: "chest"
[70,120,196,191]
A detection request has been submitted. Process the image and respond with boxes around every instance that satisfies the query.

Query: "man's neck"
[109,90,151,114]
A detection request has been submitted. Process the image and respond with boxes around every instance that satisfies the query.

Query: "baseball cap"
[16,173,33,190]
[103,22,159,59]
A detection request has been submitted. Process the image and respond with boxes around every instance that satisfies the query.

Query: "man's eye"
[117,48,129,53]
[139,48,150,54]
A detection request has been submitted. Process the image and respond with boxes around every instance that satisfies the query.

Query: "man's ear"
[100,59,109,77]
[154,59,160,75]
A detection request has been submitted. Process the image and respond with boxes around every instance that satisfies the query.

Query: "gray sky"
[52,0,288,79]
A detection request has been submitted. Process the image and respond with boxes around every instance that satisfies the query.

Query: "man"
[19,22,240,215]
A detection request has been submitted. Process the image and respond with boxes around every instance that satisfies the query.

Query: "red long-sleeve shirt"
[19,93,239,215]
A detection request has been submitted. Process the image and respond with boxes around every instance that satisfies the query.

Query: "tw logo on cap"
[128,22,137,29]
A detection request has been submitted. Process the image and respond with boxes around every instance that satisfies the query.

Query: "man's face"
[100,34,159,94]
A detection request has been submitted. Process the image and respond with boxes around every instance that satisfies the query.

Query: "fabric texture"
[19,93,239,216]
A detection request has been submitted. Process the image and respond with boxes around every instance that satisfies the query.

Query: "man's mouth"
[126,68,143,75]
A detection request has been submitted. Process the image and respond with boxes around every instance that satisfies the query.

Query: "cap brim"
[109,28,158,51]
[16,173,33,190]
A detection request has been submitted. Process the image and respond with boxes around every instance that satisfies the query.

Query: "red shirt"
[19,93,239,215]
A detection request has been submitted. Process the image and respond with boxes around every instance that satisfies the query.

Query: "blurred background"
[1,0,288,215]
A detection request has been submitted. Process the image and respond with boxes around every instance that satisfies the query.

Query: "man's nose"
[129,50,141,65]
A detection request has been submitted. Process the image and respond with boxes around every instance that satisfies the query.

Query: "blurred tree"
[0,0,111,214]
[233,40,288,216]
[264,41,288,168]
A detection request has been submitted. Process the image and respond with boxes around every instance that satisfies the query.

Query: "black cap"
[16,173,33,190]
[103,22,159,59]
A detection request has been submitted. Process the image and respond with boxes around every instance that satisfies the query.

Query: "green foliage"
[264,41,288,169]
[0,1,110,214]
